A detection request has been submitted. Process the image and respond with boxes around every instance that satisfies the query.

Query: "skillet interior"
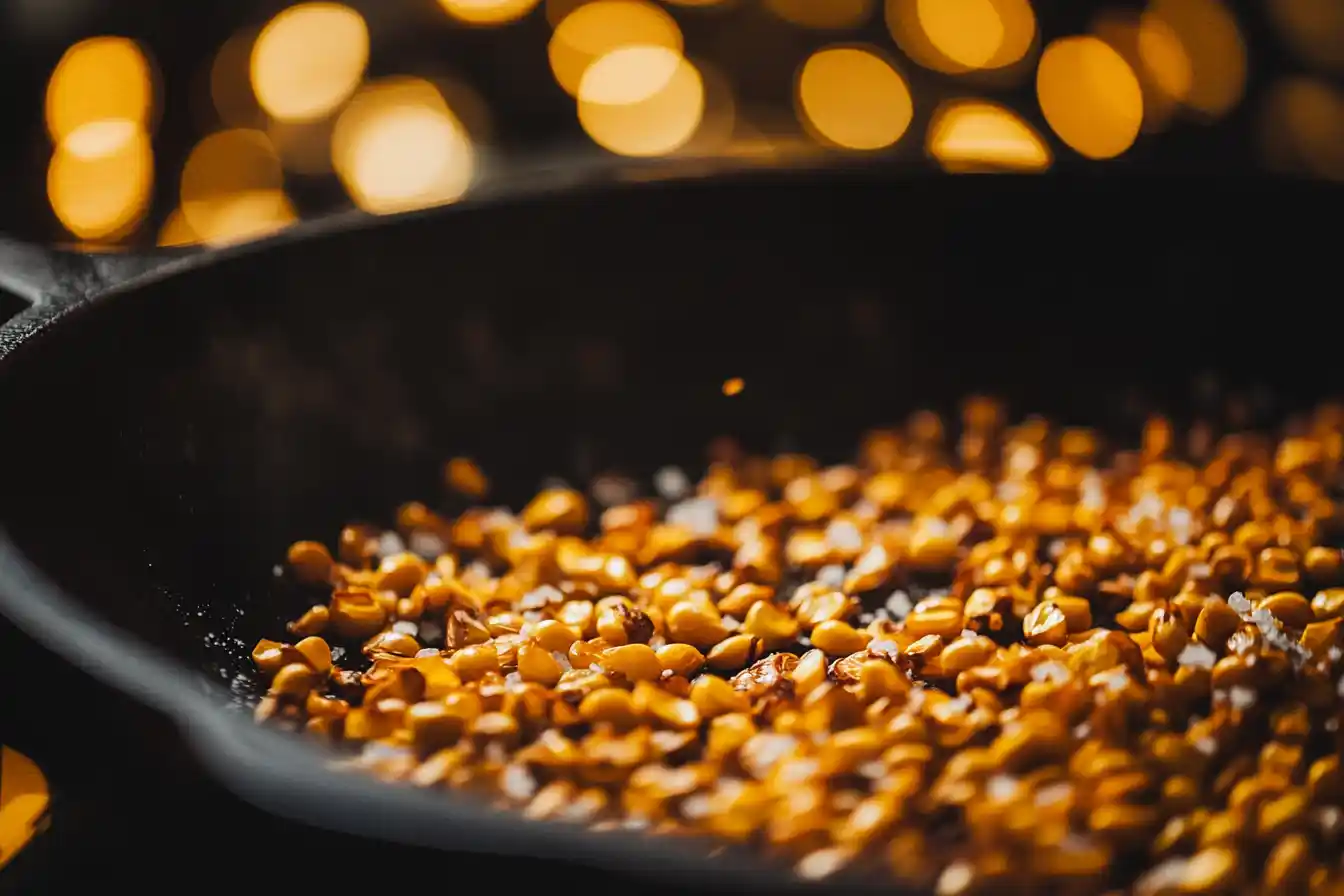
[0,169,1339,858]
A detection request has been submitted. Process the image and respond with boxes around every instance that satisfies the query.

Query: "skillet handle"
[0,237,194,310]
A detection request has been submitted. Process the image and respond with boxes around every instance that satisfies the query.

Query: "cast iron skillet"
[0,159,1339,889]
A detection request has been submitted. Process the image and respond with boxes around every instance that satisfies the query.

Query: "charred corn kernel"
[1024,601,1068,647]
[811,620,869,655]
[656,643,705,677]
[741,601,799,650]
[287,540,333,584]
[666,600,729,648]
[601,644,663,682]
[328,590,388,639]
[689,674,751,717]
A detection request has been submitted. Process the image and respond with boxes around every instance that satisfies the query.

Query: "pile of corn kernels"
[252,400,1344,894]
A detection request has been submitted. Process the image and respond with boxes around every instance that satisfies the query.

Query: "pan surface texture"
[0,170,1338,884]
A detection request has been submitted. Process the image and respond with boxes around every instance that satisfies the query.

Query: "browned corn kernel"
[1023,601,1068,647]
[1313,587,1344,619]
[656,643,704,677]
[689,674,751,717]
[740,601,799,650]
[445,456,489,498]
[1259,591,1314,629]
[1148,607,1190,663]
[1194,597,1241,649]
[328,590,387,639]
[521,488,587,533]
[286,540,333,584]
[810,620,869,655]
[600,644,663,682]
[271,662,317,698]
[705,634,763,671]
[579,687,639,726]
[665,600,728,649]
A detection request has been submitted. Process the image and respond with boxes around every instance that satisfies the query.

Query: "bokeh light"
[1090,10,1189,133]
[251,3,369,123]
[332,77,476,215]
[47,120,154,240]
[1268,0,1344,74]
[578,46,705,157]
[795,46,913,152]
[211,29,264,129]
[886,0,1035,75]
[1144,0,1245,120]
[926,99,1051,172]
[180,129,296,245]
[45,36,154,143]
[764,0,873,31]
[1259,77,1344,182]
[1036,36,1143,160]
[437,0,542,26]
[549,1,683,97]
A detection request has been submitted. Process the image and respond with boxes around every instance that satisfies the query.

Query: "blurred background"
[0,0,1340,250]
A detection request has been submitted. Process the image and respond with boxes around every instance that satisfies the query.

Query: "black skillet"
[0,159,1338,890]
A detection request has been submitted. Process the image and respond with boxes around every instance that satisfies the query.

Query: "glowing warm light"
[251,3,369,123]
[0,747,50,872]
[332,78,476,215]
[1144,0,1245,119]
[664,0,730,6]
[886,0,1035,74]
[1136,13,1193,104]
[45,37,153,143]
[578,46,704,157]
[549,1,683,96]
[47,120,153,241]
[1260,78,1344,182]
[926,100,1051,172]
[764,0,873,31]
[157,209,199,247]
[1036,36,1143,160]
[796,46,913,152]
[180,129,293,245]
[1268,0,1344,73]
[211,29,263,128]
[722,377,745,397]
[437,0,541,26]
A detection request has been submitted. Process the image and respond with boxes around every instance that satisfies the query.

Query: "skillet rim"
[0,161,1335,888]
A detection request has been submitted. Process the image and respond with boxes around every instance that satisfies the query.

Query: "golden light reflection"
[181,129,295,245]
[1037,36,1143,160]
[157,208,199,247]
[578,46,705,157]
[549,1,683,97]
[796,46,912,152]
[886,0,1035,75]
[722,377,745,396]
[251,3,369,123]
[1144,0,1245,120]
[0,747,50,872]
[1090,10,1187,133]
[926,99,1051,172]
[211,29,263,129]
[1260,78,1344,182]
[438,0,542,26]
[47,120,153,241]
[45,36,154,143]
[764,0,873,31]
[332,78,476,215]
[1268,0,1344,74]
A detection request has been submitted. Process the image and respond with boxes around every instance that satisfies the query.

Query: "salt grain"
[817,564,846,588]
[415,647,439,658]
[417,621,443,644]
[936,861,974,896]
[798,847,851,881]
[1177,642,1217,669]
[667,498,719,537]
[408,531,446,558]
[825,519,863,552]
[1228,591,1252,614]
[501,764,537,801]
[376,532,405,558]
[521,584,564,610]
[1229,686,1256,710]
[1031,661,1071,684]
[986,775,1018,800]
[885,590,913,619]
[392,620,419,636]
[654,466,692,501]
